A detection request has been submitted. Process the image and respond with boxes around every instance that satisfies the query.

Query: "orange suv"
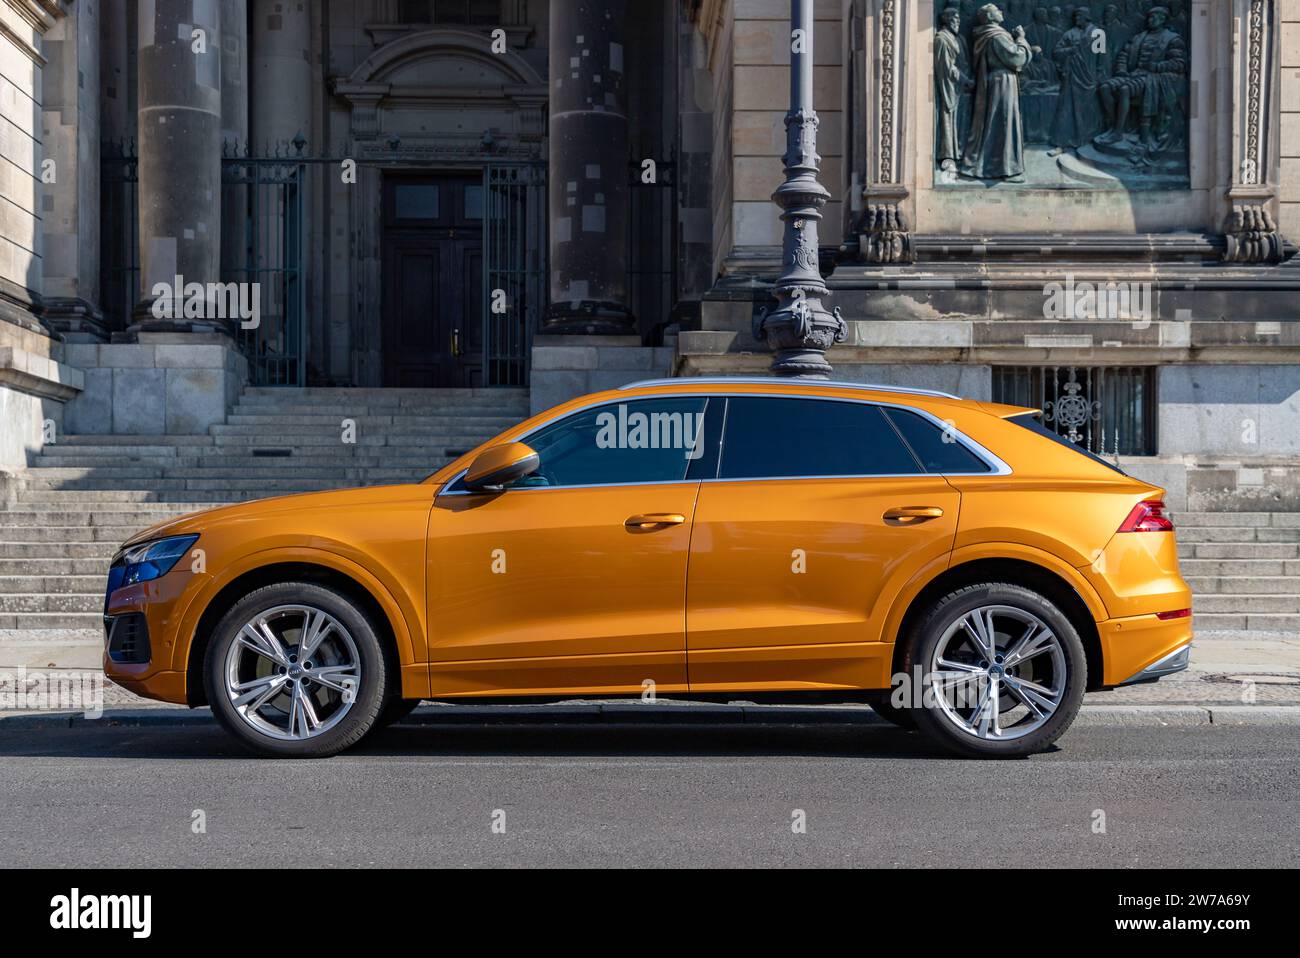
[103,378,1192,758]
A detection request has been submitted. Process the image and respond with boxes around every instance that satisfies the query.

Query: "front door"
[424,396,718,697]
[381,173,484,386]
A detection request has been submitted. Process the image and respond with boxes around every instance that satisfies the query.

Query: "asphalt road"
[1,720,1297,868]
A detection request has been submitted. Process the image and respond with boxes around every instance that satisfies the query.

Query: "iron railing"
[992,365,1157,457]
[99,139,307,386]
[483,163,546,386]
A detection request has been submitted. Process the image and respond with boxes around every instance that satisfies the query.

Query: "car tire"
[902,582,1086,759]
[372,695,422,733]
[204,582,391,758]
[867,694,917,730]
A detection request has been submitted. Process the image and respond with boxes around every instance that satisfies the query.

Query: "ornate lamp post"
[752,0,846,378]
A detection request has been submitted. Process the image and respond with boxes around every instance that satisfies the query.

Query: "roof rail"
[618,376,961,400]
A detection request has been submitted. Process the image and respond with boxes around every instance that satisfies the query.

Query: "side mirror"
[463,442,539,491]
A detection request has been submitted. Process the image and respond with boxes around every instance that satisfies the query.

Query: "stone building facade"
[0,0,1298,514]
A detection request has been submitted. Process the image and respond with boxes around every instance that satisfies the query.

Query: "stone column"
[41,0,106,341]
[1223,0,1284,263]
[250,0,311,148]
[249,0,312,373]
[132,0,225,332]
[220,1,249,291]
[752,0,845,378]
[843,0,914,264]
[544,0,635,333]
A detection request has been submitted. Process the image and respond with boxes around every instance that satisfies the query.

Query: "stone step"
[15,489,260,503]
[0,558,108,575]
[1185,575,1300,595]
[51,434,216,447]
[0,526,163,543]
[224,412,521,425]
[29,457,442,474]
[1180,558,1300,576]
[239,386,528,400]
[0,612,104,630]
[209,432,482,449]
[1179,542,1300,559]
[23,465,425,481]
[0,510,198,527]
[34,450,446,465]
[0,593,103,613]
[22,478,323,492]
[1175,512,1300,528]
[0,575,105,594]
[1193,612,1300,632]
[1195,594,1300,613]
[0,543,120,559]
[1177,526,1300,543]
[228,404,525,417]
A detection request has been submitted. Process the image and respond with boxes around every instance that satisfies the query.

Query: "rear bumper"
[1117,642,1191,686]
[1098,610,1194,687]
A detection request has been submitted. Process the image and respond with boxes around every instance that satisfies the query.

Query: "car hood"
[118,483,433,551]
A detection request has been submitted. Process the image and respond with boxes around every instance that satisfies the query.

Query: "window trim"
[437,392,1011,496]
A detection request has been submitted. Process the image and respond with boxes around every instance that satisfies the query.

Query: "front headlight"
[107,534,199,594]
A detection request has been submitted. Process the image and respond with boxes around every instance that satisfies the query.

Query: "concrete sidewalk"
[2,628,1298,722]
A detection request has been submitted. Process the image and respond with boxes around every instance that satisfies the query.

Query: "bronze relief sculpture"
[934,1,1190,189]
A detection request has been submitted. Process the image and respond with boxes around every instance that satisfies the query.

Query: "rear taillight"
[1118,499,1174,533]
[1155,608,1191,620]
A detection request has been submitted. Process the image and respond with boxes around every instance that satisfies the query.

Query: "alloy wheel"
[926,604,1067,741]
[223,604,361,741]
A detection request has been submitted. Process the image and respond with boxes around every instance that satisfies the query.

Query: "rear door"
[685,396,968,692]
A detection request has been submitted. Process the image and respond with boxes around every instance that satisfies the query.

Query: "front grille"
[106,613,151,665]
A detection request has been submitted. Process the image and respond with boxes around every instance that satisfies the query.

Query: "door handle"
[624,513,686,530]
[883,506,945,524]
[452,327,461,357]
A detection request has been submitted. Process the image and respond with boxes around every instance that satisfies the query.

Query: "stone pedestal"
[529,335,673,414]
[62,337,247,436]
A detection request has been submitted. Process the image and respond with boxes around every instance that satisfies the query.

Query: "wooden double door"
[381,173,484,387]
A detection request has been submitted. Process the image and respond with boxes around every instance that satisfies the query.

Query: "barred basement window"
[991,366,1156,457]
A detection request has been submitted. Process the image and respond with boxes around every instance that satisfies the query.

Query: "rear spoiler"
[977,401,1040,419]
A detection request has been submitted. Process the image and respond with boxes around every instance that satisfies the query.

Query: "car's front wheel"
[204,582,391,757]
[902,582,1086,758]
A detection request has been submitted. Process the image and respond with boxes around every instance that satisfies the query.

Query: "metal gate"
[992,365,1157,456]
[482,163,546,386]
[99,140,307,386]
[223,145,306,385]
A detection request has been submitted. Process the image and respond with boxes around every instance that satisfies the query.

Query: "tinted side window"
[719,397,922,479]
[506,397,712,488]
[1008,412,1127,475]
[882,407,992,474]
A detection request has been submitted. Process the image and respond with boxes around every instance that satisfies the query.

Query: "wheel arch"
[889,556,1106,693]
[184,561,405,707]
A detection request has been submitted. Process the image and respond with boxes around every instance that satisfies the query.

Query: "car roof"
[617,377,962,401]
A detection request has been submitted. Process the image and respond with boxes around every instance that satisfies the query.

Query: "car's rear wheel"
[204,582,391,758]
[903,582,1086,758]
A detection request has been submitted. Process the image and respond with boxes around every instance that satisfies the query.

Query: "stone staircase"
[0,387,530,630]
[1176,511,1300,635]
